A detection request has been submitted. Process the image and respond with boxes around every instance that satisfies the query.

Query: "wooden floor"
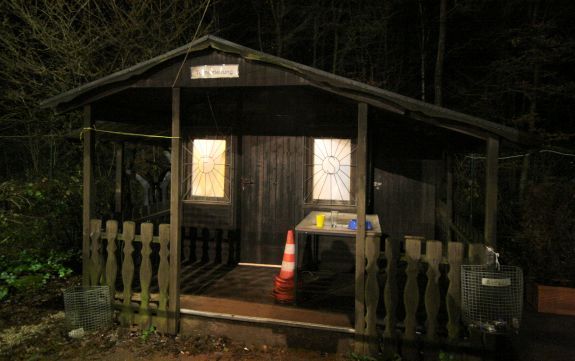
[179,263,354,329]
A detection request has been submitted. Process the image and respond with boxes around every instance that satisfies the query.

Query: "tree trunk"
[434,0,447,106]
[419,0,426,102]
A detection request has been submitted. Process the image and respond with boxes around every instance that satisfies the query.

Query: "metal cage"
[63,286,113,331]
[461,264,523,334]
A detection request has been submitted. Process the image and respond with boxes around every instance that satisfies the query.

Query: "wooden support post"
[355,102,368,354]
[446,241,464,341]
[169,88,182,334]
[114,143,124,218]
[484,137,499,248]
[82,105,95,286]
[446,153,453,242]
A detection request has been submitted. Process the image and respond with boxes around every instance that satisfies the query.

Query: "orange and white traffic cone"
[273,230,296,303]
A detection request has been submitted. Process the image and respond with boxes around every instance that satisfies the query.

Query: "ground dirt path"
[0,277,350,361]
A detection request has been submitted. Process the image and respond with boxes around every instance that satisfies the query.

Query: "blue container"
[347,219,373,230]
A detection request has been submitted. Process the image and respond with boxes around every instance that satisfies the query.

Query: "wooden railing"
[87,219,172,333]
[379,236,487,358]
[86,217,488,355]
[181,226,239,265]
[437,201,483,244]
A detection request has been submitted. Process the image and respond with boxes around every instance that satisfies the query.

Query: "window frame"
[303,137,357,206]
[183,135,232,204]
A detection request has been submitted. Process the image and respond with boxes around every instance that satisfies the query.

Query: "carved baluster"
[447,241,464,341]
[365,235,380,355]
[403,236,423,342]
[90,219,102,286]
[425,240,442,342]
[120,221,135,326]
[105,220,118,300]
[383,237,399,355]
[215,229,223,264]
[189,227,197,263]
[180,226,188,264]
[139,223,153,329]
[201,228,210,263]
[157,224,170,334]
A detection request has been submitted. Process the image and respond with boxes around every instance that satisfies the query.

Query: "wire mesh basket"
[461,264,523,334]
[63,286,113,332]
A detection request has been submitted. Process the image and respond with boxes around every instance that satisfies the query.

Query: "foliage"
[0,249,77,301]
[0,177,81,301]
[514,179,575,284]
[348,352,378,361]
[140,325,157,342]
[0,0,216,179]
[0,177,82,252]
[438,350,455,361]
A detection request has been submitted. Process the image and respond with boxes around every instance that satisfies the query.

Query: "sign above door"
[191,64,239,79]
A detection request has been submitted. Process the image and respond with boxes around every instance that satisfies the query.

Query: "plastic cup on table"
[316,214,325,228]
[330,211,339,228]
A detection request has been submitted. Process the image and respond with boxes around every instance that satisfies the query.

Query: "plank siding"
[134,51,309,88]
[373,160,440,241]
[183,204,233,229]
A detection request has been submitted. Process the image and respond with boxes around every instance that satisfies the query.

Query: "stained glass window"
[312,138,352,201]
[184,138,230,202]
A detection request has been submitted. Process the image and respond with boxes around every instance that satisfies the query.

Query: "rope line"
[80,127,180,140]
[171,0,212,88]
[465,149,575,160]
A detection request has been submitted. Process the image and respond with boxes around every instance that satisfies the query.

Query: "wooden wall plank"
[354,102,368,354]
[468,243,486,265]
[447,241,464,341]
[120,221,135,326]
[139,223,154,329]
[105,220,119,299]
[372,161,440,242]
[169,88,182,334]
[424,240,442,342]
[89,219,102,286]
[157,224,170,334]
[484,137,499,248]
[82,105,94,286]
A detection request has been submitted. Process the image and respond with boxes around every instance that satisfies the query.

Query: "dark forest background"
[0,0,574,296]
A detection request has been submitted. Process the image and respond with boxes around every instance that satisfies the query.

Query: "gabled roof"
[41,35,536,144]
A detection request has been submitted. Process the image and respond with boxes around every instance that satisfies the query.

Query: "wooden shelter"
[42,35,534,355]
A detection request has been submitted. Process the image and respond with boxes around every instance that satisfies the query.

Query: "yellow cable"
[80,127,180,140]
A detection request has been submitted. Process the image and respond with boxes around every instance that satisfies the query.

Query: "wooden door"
[240,136,302,264]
